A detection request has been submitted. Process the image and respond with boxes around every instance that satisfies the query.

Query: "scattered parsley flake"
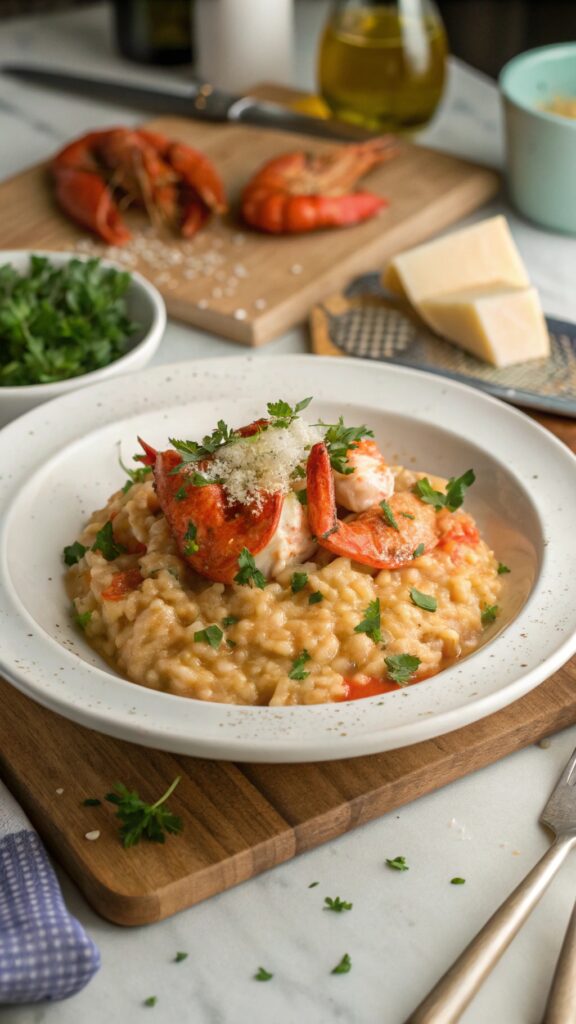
[175,486,188,501]
[354,599,382,644]
[331,953,352,975]
[412,543,425,559]
[183,521,199,555]
[254,967,273,982]
[324,896,353,913]
[309,591,323,605]
[143,996,157,1007]
[409,588,437,612]
[291,571,309,594]
[289,650,311,680]
[222,615,239,627]
[295,488,308,506]
[174,952,188,963]
[92,521,125,561]
[318,417,374,475]
[497,562,511,575]
[386,855,409,871]
[194,625,223,650]
[73,608,92,631]
[308,881,319,888]
[234,548,266,589]
[292,464,306,479]
[385,653,421,685]
[451,877,466,885]
[481,604,499,626]
[380,500,399,531]
[267,396,312,428]
[400,511,415,520]
[118,452,152,493]
[105,776,182,848]
[190,471,213,487]
[413,470,475,512]
[82,798,101,807]
[63,541,87,566]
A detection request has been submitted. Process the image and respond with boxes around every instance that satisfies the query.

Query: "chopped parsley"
[291,571,309,594]
[497,562,511,575]
[400,511,415,520]
[380,500,399,531]
[451,877,466,885]
[412,543,425,559]
[92,521,125,561]
[118,451,152,493]
[254,967,273,982]
[222,615,239,627]
[105,776,182,848]
[409,588,437,612]
[354,599,382,644]
[194,625,223,650]
[234,548,266,589]
[413,470,475,512]
[319,417,374,475]
[175,486,188,501]
[324,896,353,913]
[481,604,499,626]
[267,396,312,428]
[0,255,137,387]
[190,471,213,487]
[143,996,157,1007]
[183,521,199,555]
[385,653,421,685]
[331,953,352,975]
[289,650,311,680]
[73,608,92,631]
[174,952,188,963]
[63,541,87,566]
[308,881,319,888]
[309,591,323,605]
[295,487,308,506]
[82,798,101,807]
[386,855,409,871]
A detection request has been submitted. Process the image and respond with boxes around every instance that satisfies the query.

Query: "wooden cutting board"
[0,85,499,345]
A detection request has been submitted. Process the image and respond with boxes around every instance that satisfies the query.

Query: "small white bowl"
[0,250,166,428]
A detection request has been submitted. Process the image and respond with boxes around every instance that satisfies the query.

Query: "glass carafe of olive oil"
[318,0,447,132]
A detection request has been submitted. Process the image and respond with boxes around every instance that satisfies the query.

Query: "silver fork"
[406,746,576,1024]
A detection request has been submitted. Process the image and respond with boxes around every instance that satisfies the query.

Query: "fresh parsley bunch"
[0,256,137,386]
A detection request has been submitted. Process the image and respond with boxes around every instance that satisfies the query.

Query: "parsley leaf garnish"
[174,952,188,963]
[254,967,273,981]
[331,953,352,974]
[82,797,101,807]
[289,650,311,680]
[497,562,511,575]
[309,591,323,605]
[190,471,213,487]
[105,776,182,848]
[319,417,374,475]
[73,608,92,631]
[451,877,466,885]
[183,521,199,555]
[234,548,266,589]
[291,571,309,594]
[386,855,409,871]
[194,625,223,650]
[92,521,125,561]
[354,599,382,644]
[222,615,239,627]
[267,396,312,428]
[481,604,499,626]
[63,541,87,566]
[412,543,425,559]
[143,996,157,1007]
[170,420,240,465]
[118,451,152,493]
[385,653,421,684]
[413,470,475,512]
[380,500,399,531]
[324,896,353,913]
[409,588,437,612]
[295,487,308,506]
[175,486,188,501]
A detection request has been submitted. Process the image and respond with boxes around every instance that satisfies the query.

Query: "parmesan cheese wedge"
[419,285,550,367]
[383,216,530,306]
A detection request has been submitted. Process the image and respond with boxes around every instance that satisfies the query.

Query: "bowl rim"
[0,248,166,397]
[499,42,576,126]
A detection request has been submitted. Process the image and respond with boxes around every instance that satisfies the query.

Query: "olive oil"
[318,4,447,132]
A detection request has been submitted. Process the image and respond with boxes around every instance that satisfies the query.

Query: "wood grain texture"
[0,660,575,926]
[0,87,499,346]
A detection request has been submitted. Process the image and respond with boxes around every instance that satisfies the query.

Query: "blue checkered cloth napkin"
[0,779,100,1003]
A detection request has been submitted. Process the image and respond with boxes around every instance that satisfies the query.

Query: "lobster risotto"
[65,398,501,706]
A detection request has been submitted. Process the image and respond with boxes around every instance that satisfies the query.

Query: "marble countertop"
[1,4,576,1022]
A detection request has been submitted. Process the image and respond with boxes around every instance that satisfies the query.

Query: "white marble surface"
[1,4,576,1022]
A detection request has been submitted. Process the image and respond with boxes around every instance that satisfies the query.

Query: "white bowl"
[0,250,166,428]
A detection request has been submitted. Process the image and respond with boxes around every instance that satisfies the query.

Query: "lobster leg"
[52,166,131,246]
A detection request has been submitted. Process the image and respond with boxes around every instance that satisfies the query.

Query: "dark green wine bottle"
[112,0,194,66]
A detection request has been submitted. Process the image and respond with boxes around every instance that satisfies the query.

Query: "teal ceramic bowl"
[500,44,576,234]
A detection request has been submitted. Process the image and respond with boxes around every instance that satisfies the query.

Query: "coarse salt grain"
[291,263,303,275]
[254,298,267,310]
[233,309,247,320]
[85,830,100,841]
[55,788,64,795]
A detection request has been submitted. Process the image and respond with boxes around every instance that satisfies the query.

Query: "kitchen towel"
[0,778,100,1003]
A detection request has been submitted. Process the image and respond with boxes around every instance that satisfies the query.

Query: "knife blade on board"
[2,64,374,142]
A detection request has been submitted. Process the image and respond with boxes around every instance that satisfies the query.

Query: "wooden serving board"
[0,85,499,346]
[0,662,575,927]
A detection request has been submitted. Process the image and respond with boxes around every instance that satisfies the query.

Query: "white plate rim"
[1,353,575,763]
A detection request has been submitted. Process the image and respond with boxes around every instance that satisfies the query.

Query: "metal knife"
[1,63,373,142]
